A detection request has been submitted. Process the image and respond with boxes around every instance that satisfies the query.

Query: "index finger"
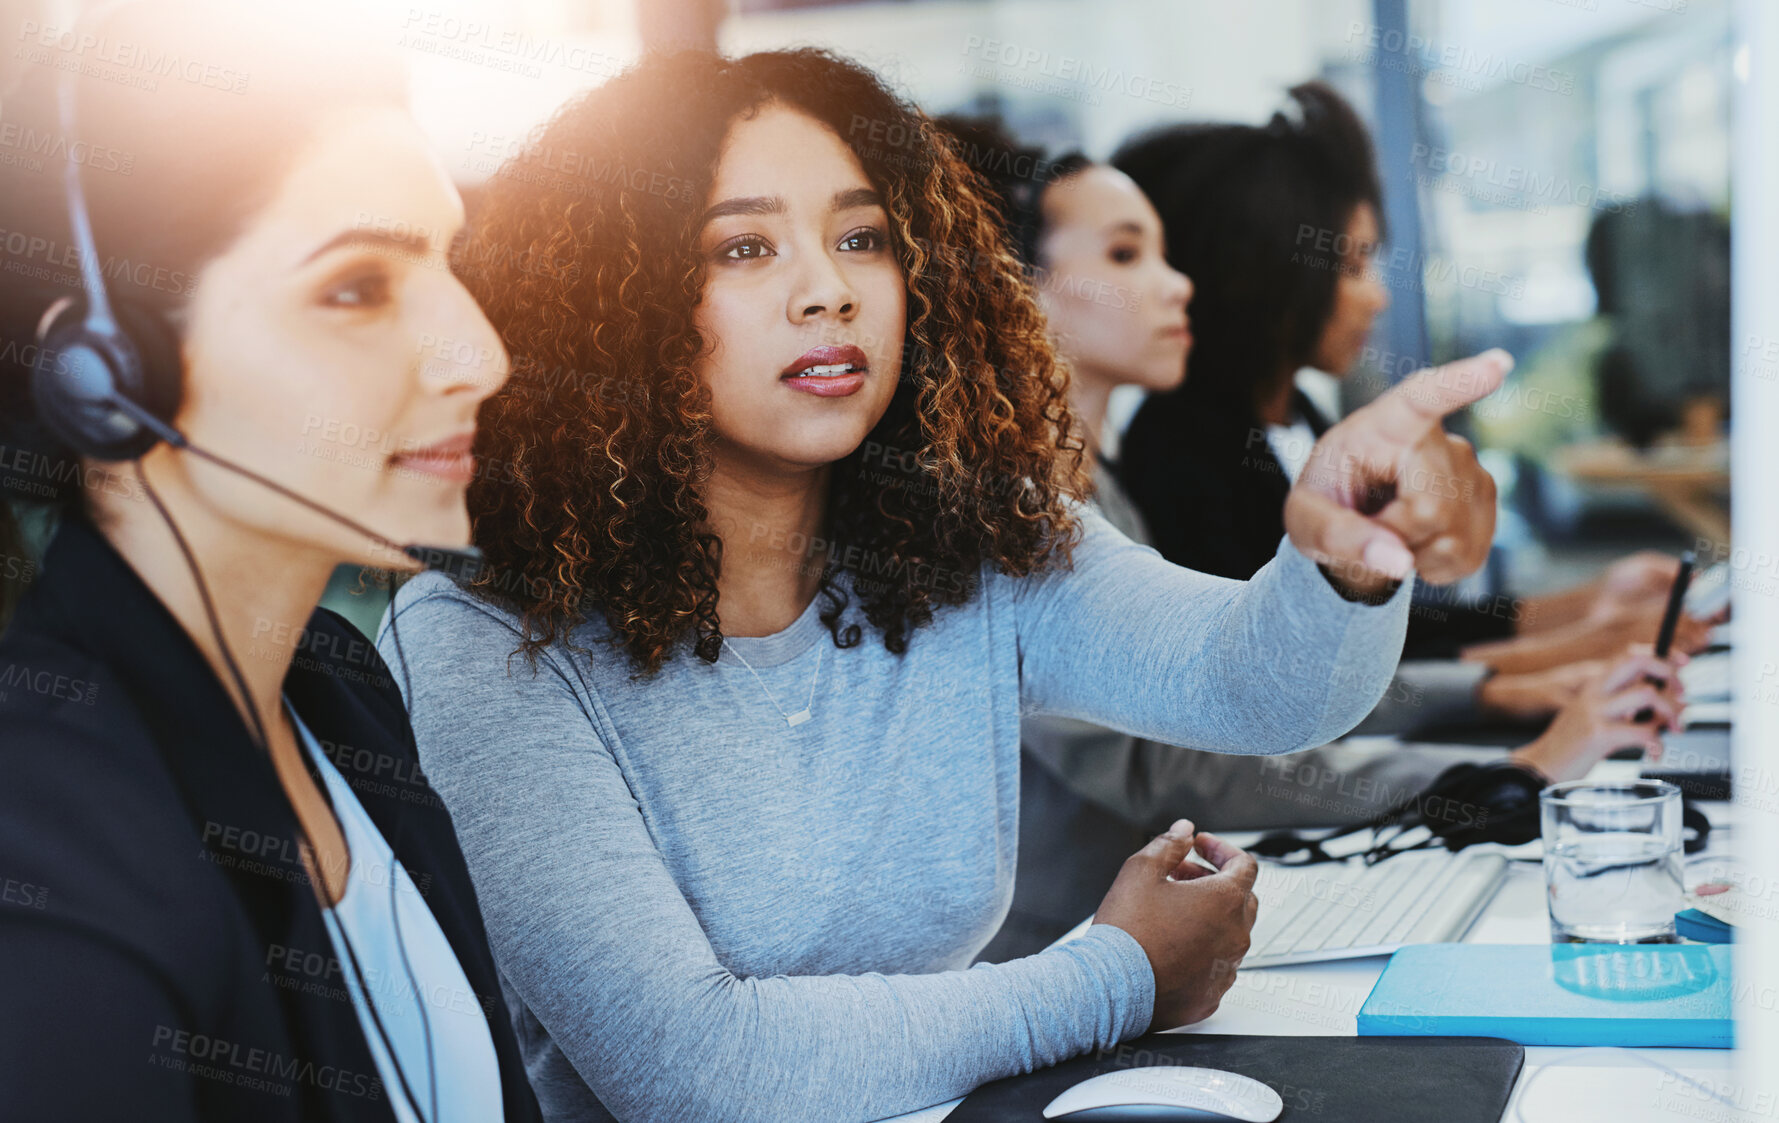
[1365,349,1513,444]
[1195,833,1259,891]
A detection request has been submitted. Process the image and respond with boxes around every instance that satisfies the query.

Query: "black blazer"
[1119,387,1333,583]
[1118,387,1516,658]
[0,516,543,1122]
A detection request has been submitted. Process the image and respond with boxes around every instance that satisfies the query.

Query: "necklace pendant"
[786,709,812,727]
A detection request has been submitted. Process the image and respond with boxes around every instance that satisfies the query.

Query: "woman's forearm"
[1461,622,1603,674]
[1015,514,1412,756]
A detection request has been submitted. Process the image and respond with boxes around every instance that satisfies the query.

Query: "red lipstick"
[781,344,868,398]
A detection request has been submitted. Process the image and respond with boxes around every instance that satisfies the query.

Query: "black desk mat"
[947,1033,1525,1123]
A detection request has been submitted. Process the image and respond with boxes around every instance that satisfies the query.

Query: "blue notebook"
[1676,908,1734,943]
[1358,943,1733,1048]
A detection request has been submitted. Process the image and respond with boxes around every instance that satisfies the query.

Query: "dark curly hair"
[457,48,1089,675]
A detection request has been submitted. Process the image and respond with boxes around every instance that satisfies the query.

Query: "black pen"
[1635,551,1696,729]
[1654,551,1697,659]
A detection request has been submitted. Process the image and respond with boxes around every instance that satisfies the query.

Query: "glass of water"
[1541,780,1684,944]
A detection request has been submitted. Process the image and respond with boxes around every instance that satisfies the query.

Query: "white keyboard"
[1242,849,1508,969]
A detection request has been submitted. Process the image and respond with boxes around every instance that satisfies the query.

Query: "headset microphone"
[31,58,482,584]
[95,390,486,581]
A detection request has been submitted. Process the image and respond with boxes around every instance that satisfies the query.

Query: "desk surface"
[881,759,1737,1123]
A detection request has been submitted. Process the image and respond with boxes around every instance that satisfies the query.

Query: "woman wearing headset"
[384,50,1503,1122]
[0,4,538,1120]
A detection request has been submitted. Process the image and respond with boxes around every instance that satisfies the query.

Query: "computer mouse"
[1041,1065,1285,1122]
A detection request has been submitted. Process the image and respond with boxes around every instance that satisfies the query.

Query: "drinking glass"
[1540,779,1684,944]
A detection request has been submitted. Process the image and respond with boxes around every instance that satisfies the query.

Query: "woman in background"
[0,5,539,1119]
[943,123,1686,960]
[384,48,1501,1123]
[1114,81,1718,673]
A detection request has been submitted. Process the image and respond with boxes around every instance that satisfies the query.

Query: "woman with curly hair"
[380,49,1502,1122]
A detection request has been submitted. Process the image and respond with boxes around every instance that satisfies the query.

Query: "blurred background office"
[326,0,1739,631]
[0,0,1739,627]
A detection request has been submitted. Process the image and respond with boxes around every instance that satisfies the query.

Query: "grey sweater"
[1033,470,1490,827]
[985,469,1493,960]
[377,505,1411,1123]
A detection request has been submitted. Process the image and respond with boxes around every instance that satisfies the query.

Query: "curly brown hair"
[457,48,1089,674]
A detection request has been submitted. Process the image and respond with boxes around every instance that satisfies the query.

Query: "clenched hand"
[1284,349,1510,600]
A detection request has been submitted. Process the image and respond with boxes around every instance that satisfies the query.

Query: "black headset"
[29,51,180,463]
[28,55,482,583]
[29,27,475,1122]
[1251,759,1711,865]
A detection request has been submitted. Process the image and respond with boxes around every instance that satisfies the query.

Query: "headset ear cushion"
[109,299,182,423]
[32,297,181,462]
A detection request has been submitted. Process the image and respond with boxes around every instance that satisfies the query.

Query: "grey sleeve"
[1171,738,1506,830]
[1081,733,1501,829]
[1021,660,1490,833]
[378,586,1155,1123]
[1031,732,1503,834]
[1013,505,1412,755]
[1346,660,1491,737]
